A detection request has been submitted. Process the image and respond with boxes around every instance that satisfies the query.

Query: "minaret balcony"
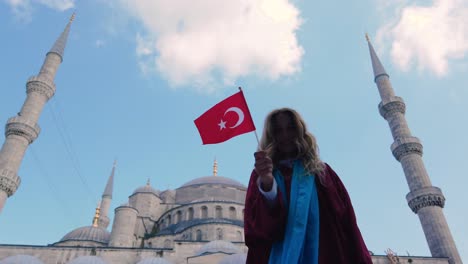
[5,116,41,143]
[378,96,406,119]
[406,186,445,213]
[0,168,21,197]
[391,136,423,161]
[26,76,56,99]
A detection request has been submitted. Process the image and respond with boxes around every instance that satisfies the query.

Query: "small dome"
[180,176,245,189]
[132,184,159,196]
[117,202,137,210]
[68,256,107,264]
[136,258,173,264]
[0,255,44,264]
[196,240,240,256]
[59,226,110,244]
[219,253,247,264]
[159,189,176,203]
[160,189,175,196]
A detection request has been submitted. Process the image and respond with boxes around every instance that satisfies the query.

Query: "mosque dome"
[176,176,246,204]
[196,240,241,256]
[0,255,44,264]
[136,257,173,264]
[180,176,245,189]
[68,256,107,264]
[59,226,110,244]
[219,253,247,264]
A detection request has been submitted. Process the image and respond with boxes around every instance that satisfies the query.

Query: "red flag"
[195,90,256,144]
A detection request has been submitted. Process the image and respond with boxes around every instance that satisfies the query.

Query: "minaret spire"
[48,12,74,63]
[366,34,389,82]
[0,15,74,214]
[367,35,461,264]
[103,160,116,199]
[98,160,115,229]
[366,35,394,102]
[92,201,101,228]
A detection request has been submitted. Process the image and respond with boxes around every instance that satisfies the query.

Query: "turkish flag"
[194,90,256,144]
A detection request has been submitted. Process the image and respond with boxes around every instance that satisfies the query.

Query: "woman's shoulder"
[317,162,344,185]
[319,162,333,175]
[320,162,337,174]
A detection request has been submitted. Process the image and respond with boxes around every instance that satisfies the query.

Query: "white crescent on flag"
[224,107,244,128]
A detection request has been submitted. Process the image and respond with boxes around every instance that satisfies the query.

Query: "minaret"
[0,14,75,214]
[98,160,115,229]
[213,158,218,176]
[366,35,462,264]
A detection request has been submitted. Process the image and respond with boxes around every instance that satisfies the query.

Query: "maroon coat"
[244,163,372,264]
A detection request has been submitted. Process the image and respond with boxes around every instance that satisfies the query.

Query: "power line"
[47,98,97,205]
[29,146,71,220]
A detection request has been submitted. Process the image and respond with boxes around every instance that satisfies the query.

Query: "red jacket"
[244,163,372,264]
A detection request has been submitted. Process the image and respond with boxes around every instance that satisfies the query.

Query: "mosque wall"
[175,185,246,205]
[0,245,451,264]
[0,242,248,264]
[158,202,244,227]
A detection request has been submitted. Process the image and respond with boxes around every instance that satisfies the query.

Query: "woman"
[244,108,372,264]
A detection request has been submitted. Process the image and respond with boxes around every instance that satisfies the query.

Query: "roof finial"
[213,158,218,176]
[147,178,151,186]
[365,33,370,43]
[92,201,101,227]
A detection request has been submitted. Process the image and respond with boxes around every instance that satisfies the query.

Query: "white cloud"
[3,0,74,22]
[113,0,304,92]
[4,0,33,21]
[37,0,74,11]
[376,0,468,77]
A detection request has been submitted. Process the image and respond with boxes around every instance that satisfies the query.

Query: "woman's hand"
[254,151,274,191]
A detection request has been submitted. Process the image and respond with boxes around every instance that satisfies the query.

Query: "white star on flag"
[218,119,227,130]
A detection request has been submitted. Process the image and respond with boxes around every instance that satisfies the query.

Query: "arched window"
[176,210,182,224]
[196,229,202,241]
[201,206,208,218]
[187,231,192,240]
[229,206,236,219]
[167,214,172,225]
[217,228,223,240]
[215,206,222,218]
[188,207,194,220]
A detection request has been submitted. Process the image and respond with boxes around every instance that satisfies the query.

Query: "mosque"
[0,15,462,264]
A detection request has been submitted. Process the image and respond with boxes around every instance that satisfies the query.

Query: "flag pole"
[238,87,260,147]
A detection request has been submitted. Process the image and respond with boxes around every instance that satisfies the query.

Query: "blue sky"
[0,0,467,261]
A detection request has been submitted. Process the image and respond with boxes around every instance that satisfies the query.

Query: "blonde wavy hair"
[259,108,324,175]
